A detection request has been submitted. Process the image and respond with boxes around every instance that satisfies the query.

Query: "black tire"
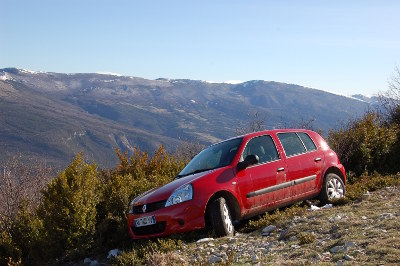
[319,173,345,205]
[209,197,234,237]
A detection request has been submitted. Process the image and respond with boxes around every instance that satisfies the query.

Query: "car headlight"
[165,184,193,207]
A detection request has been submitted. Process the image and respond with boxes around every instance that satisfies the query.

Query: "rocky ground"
[172,186,400,265]
[84,186,400,265]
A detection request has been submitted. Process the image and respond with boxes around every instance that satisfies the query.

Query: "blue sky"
[1,1,399,96]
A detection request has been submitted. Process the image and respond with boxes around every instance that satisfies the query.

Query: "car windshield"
[177,137,243,178]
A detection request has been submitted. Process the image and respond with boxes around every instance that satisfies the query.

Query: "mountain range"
[0,68,373,168]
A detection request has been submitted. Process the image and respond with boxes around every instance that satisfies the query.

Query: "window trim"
[277,132,318,158]
[240,134,281,167]
[297,132,318,152]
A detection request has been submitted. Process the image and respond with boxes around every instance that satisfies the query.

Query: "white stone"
[362,192,371,200]
[197,237,214,243]
[310,205,320,211]
[344,254,354,261]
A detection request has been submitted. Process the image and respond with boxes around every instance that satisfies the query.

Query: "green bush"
[327,111,398,176]
[298,232,316,245]
[113,238,183,266]
[38,153,100,259]
[243,205,306,232]
[0,231,21,266]
[0,206,40,265]
[95,146,186,249]
[345,172,400,201]
[7,202,45,264]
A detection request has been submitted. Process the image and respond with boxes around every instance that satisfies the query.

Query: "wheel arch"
[204,190,241,224]
[323,166,346,184]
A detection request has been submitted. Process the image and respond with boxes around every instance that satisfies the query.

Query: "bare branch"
[0,156,52,232]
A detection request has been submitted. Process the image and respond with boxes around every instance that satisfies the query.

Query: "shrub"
[298,232,315,245]
[113,238,183,266]
[344,172,400,201]
[327,111,398,176]
[0,231,21,266]
[95,146,186,249]
[38,153,100,259]
[243,205,306,232]
[8,202,45,264]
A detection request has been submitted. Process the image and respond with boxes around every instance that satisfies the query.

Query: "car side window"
[242,135,279,164]
[297,132,317,151]
[277,132,306,157]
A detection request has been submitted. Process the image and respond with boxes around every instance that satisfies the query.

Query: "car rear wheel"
[319,173,345,204]
[210,197,234,237]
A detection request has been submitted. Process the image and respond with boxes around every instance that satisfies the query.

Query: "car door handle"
[314,157,322,162]
[277,167,285,172]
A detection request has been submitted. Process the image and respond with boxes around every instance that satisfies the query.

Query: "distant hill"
[351,94,381,105]
[0,68,371,168]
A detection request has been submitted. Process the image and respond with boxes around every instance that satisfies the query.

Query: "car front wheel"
[210,197,234,237]
[319,173,345,204]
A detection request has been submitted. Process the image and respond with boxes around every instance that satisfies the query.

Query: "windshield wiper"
[175,168,214,179]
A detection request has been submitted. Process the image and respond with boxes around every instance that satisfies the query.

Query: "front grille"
[133,200,167,214]
[132,221,166,236]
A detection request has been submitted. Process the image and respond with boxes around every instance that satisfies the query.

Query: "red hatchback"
[127,129,346,239]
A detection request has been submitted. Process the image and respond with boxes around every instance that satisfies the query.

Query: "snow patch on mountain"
[0,73,12,81]
[20,69,40,74]
[204,80,243,84]
[96,71,123,77]
[224,80,243,84]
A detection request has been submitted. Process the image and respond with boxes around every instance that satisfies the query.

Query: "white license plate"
[134,215,156,227]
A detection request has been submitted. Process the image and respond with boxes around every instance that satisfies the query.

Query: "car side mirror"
[237,154,259,171]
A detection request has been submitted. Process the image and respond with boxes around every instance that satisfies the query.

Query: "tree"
[380,66,400,124]
[38,153,100,258]
[0,157,51,235]
[235,112,266,135]
[379,67,400,173]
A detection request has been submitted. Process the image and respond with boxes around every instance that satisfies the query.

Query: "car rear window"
[277,132,306,157]
[297,132,317,151]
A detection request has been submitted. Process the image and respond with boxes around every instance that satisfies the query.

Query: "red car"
[127,129,346,239]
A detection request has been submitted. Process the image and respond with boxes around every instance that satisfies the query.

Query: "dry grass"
[175,186,400,265]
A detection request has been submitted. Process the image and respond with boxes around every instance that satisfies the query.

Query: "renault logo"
[142,204,147,213]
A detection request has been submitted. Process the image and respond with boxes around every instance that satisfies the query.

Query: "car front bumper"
[127,200,205,239]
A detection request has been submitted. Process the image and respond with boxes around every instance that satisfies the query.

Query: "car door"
[277,132,324,198]
[236,135,288,212]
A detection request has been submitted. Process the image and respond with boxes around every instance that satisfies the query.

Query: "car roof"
[210,129,316,147]
[239,128,315,140]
